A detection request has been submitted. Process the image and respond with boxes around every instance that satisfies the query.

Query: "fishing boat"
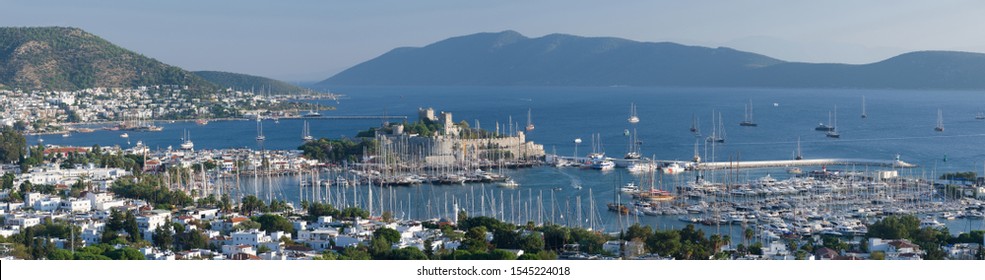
[815,111,835,131]
[525,108,535,131]
[860,96,867,119]
[180,129,194,150]
[302,120,314,141]
[826,106,840,138]
[627,102,640,124]
[739,99,758,126]
[935,109,944,132]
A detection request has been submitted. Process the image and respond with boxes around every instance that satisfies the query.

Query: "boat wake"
[555,168,583,190]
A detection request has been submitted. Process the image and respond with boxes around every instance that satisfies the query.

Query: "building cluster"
[0,188,465,260]
[0,86,276,133]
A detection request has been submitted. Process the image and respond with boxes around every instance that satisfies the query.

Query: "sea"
[31,86,985,235]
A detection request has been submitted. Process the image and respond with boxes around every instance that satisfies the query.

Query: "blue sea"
[32,86,985,234]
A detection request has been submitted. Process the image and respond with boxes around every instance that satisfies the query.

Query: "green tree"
[373,227,402,245]
[240,195,266,216]
[519,232,545,253]
[462,226,490,253]
[152,221,175,251]
[124,211,141,242]
[490,249,518,260]
[255,214,295,234]
[0,126,27,163]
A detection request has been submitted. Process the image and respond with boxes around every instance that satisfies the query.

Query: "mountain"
[0,26,213,91]
[193,71,309,95]
[318,31,985,89]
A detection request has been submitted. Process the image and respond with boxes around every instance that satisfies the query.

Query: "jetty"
[549,155,916,170]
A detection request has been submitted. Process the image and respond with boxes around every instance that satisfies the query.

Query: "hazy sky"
[3,0,984,81]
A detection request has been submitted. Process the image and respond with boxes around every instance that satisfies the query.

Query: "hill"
[317,31,985,89]
[193,71,309,95]
[0,26,214,91]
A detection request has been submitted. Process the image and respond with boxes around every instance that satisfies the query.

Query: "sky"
[3,0,984,82]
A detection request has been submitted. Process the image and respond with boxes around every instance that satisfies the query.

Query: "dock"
[549,155,916,170]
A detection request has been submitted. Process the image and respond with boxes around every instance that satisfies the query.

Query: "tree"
[519,232,545,253]
[390,247,428,260]
[423,238,435,259]
[373,227,402,245]
[255,214,295,234]
[152,222,175,251]
[462,226,490,253]
[381,211,395,223]
[0,126,27,163]
[105,247,146,260]
[240,195,266,216]
[870,251,886,260]
[490,249,518,260]
[124,211,141,242]
[624,223,653,242]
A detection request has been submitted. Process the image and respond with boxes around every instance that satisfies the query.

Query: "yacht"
[120,133,129,138]
[706,112,726,143]
[302,120,314,141]
[976,112,985,120]
[627,102,640,124]
[497,179,519,188]
[860,95,867,119]
[661,163,684,174]
[525,108,535,131]
[826,106,840,138]
[620,182,640,194]
[739,99,758,126]
[180,129,194,150]
[256,119,266,141]
[627,161,656,173]
[815,111,835,131]
[935,109,944,132]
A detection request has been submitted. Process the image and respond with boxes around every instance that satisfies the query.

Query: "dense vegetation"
[110,175,195,210]
[298,138,377,163]
[866,214,984,260]
[0,125,26,163]
[0,27,215,92]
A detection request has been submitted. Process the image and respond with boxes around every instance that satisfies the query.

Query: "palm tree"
[744,228,755,247]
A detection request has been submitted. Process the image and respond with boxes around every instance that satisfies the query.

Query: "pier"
[694,158,916,170]
[550,155,916,170]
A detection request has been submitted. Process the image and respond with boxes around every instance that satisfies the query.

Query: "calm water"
[33,86,985,234]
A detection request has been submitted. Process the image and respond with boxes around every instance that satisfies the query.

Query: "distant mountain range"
[318,30,985,89]
[0,27,304,94]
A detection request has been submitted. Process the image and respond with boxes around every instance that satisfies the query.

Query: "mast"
[861,96,867,118]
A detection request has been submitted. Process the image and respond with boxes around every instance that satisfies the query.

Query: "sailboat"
[826,106,840,138]
[302,120,314,141]
[303,103,322,117]
[935,109,944,132]
[976,111,985,120]
[815,111,835,131]
[180,129,195,150]
[690,114,699,134]
[628,102,640,124]
[624,128,641,159]
[860,96,867,119]
[256,119,266,141]
[706,112,725,143]
[794,137,803,160]
[739,99,758,126]
[525,108,535,131]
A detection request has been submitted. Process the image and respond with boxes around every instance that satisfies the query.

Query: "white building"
[137,210,172,241]
[59,198,91,213]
